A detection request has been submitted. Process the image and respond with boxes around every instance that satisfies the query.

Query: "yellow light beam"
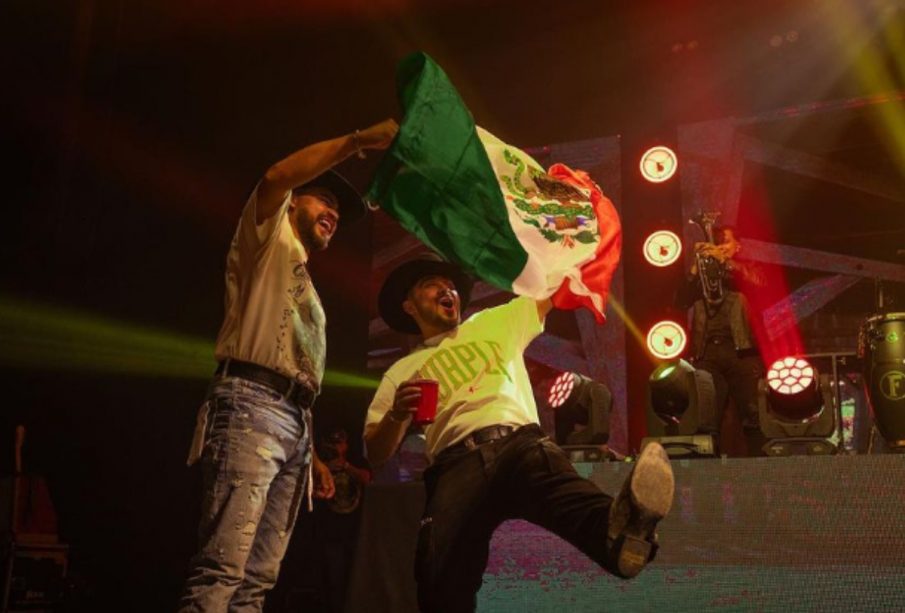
[827,1,905,176]
[607,295,660,365]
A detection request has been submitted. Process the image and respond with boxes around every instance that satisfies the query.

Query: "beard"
[302,226,329,251]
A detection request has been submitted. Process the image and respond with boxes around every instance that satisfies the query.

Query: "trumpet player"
[676,226,767,457]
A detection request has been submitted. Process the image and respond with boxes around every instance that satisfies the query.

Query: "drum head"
[860,314,905,362]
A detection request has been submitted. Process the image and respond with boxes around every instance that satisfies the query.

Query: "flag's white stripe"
[476,127,603,304]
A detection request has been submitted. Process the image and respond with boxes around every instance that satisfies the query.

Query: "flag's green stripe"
[367,52,527,290]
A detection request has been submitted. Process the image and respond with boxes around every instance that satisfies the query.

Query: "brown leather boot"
[606,442,675,578]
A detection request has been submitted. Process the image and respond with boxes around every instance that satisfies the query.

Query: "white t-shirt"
[365,297,543,461]
[213,187,326,392]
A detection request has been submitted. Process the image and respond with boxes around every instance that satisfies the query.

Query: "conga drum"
[859,313,905,450]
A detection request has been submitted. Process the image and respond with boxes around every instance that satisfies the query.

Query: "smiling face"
[289,187,340,253]
[403,274,461,338]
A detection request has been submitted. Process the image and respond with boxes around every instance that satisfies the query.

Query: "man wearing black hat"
[364,255,674,613]
[179,118,398,612]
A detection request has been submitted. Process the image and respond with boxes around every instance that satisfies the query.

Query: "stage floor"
[347,454,905,612]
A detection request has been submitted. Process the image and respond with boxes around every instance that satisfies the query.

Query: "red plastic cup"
[411,379,439,426]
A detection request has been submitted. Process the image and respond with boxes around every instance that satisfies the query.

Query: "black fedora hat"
[294,169,367,224]
[378,254,474,335]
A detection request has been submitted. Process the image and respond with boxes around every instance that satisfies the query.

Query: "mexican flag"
[367,52,621,322]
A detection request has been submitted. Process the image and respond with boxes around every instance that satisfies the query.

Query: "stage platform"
[346,454,905,612]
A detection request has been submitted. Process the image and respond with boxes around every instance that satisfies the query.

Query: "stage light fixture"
[546,372,611,451]
[765,356,821,420]
[639,146,678,183]
[646,320,687,360]
[758,355,836,456]
[642,359,718,457]
[548,371,577,409]
[643,230,682,267]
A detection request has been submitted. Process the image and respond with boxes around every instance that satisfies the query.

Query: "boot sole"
[615,442,674,577]
[630,442,674,520]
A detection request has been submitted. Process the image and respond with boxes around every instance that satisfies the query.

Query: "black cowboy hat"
[294,169,367,224]
[378,254,474,335]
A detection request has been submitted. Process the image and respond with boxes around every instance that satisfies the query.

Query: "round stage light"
[767,356,815,395]
[639,146,678,183]
[764,356,823,422]
[548,372,576,408]
[646,320,687,360]
[643,230,683,267]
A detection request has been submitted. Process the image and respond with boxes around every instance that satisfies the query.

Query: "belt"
[445,424,517,454]
[215,359,316,409]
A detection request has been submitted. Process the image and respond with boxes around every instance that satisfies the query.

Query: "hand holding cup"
[390,379,439,425]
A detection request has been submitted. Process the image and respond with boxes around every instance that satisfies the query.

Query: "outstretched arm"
[255,118,399,224]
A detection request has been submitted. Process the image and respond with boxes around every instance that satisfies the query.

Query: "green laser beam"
[0,295,379,388]
[0,296,216,378]
[321,371,380,390]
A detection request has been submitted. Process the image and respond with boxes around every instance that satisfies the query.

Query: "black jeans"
[695,340,765,454]
[415,424,614,613]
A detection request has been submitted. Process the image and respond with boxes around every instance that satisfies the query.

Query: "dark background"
[1,0,902,610]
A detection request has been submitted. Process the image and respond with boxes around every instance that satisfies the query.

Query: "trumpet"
[689,211,726,305]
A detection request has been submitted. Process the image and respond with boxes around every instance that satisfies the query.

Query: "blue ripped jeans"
[179,376,311,613]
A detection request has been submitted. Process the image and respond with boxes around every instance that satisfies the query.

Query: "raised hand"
[357,118,399,151]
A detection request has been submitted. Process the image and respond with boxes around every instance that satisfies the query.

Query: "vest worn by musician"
[690,290,756,360]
